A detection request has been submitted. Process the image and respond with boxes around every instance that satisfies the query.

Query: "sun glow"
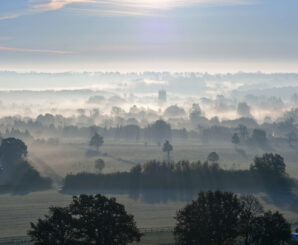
[116,0,181,9]
[29,0,249,13]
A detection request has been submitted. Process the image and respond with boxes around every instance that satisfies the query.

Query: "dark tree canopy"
[250,153,286,177]
[175,191,291,245]
[250,211,291,245]
[174,191,242,245]
[28,194,142,245]
[0,137,52,190]
[239,195,264,245]
[0,137,27,163]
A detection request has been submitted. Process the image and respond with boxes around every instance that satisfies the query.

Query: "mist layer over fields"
[1,71,298,237]
[1,71,298,121]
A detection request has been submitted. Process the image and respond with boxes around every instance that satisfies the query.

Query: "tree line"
[63,153,293,193]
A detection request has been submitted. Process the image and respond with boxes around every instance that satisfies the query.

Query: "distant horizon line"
[1,69,298,75]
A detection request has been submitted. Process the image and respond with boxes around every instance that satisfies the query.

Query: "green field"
[0,232,174,245]
[29,140,298,178]
[1,140,298,239]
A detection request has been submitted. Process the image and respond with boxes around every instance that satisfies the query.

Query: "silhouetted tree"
[164,105,186,118]
[89,132,104,152]
[175,191,291,245]
[250,211,291,245]
[0,137,52,189]
[237,102,251,117]
[252,129,267,146]
[250,153,286,177]
[232,133,240,146]
[239,195,264,245]
[94,158,105,173]
[189,103,202,123]
[0,137,27,163]
[174,191,242,245]
[147,120,172,144]
[162,140,173,163]
[237,124,249,141]
[28,194,142,245]
[207,152,219,163]
[287,130,297,146]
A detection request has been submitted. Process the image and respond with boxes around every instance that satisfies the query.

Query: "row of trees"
[63,153,291,192]
[28,191,292,245]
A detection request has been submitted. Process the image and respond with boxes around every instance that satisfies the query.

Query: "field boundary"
[0,227,174,244]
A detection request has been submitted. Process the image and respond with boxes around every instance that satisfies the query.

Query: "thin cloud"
[93,44,172,51]
[0,0,253,20]
[0,14,22,21]
[0,45,71,54]
[32,0,251,10]
[92,0,251,9]
[67,7,157,17]
[31,0,94,11]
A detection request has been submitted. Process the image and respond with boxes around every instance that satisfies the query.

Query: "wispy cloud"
[30,0,94,11]
[93,0,251,9]
[32,0,251,11]
[0,45,71,54]
[0,0,252,20]
[67,7,157,17]
[0,14,22,21]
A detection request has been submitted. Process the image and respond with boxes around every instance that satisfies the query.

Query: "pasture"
[1,140,298,239]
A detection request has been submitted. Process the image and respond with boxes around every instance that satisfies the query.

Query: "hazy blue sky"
[0,0,297,72]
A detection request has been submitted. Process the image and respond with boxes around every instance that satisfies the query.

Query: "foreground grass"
[134,232,174,245]
[0,232,174,245]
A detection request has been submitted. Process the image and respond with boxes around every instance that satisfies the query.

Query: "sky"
[0,0,297,72]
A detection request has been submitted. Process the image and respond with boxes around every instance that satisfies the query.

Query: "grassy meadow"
[1,139,298,240]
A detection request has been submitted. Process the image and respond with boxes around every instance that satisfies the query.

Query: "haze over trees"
[94,158,105,173]
[145,120,172,145]
[207,152,219,163]
[89,132,104,152]
[0,137,52,191]
[237,102,252,118]
[62,153,293,194]
[232,133,240,146]
[162,140,173,163]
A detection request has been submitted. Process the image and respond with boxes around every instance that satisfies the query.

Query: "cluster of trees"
[175,191,291,245]
[63,153,292,193]
[231,126,269,148]
[0,137,52,192]
[1,113,297,149]
[28,191,292,245]
[28,194,142,245]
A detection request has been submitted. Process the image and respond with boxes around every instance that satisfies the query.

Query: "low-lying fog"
[0,71,298,123]
[1,71,298,180]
